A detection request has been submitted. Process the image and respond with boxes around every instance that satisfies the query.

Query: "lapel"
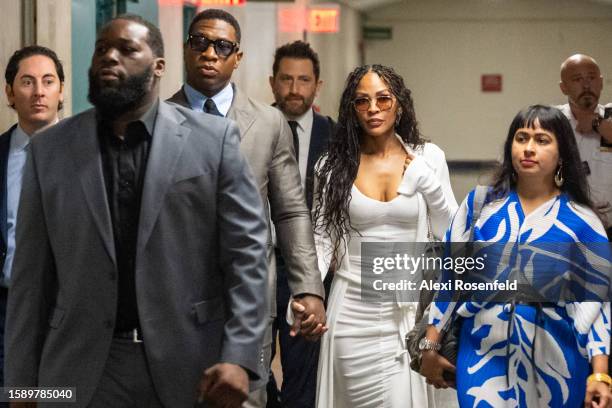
[136,101,190,255]
[226,84,256,140]
[69,110,117,266]
[305,111,332,209]
[0,125,16,248]
[167,87,191,110]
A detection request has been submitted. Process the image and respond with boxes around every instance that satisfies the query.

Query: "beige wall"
[309,3,362,118]
[0,2,22,130]
[364,0,612,161]
[36,0,72,119]
[159,1,184,100]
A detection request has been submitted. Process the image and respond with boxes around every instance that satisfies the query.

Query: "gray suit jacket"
[4,102,269,408]
[168,86,324,316]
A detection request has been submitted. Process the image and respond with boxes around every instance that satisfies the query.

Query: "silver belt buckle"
[132,328,143,343]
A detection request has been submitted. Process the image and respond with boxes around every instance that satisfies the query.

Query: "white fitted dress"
[314,141,459,408]
[329,185,429,408]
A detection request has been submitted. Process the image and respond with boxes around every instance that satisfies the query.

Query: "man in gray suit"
[168,9,326,407]
[4,15,268,408]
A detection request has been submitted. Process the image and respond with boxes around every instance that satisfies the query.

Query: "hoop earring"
[554,163,564,187]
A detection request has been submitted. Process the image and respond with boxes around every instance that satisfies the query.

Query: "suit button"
[109,272,116,281]
[104,319,113,329]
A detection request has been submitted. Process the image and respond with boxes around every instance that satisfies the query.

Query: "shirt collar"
[140,99,159,136]
[184,82,234,117]
[293,108,313,132]
[11,125,30,151]
[97,99,159,139]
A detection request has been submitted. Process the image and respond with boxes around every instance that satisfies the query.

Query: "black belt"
[114,328,144,343]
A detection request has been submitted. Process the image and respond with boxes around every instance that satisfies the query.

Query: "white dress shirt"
[558,103,612,228]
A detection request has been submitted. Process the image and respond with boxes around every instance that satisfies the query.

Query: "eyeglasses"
[188,34,239,58]
[352,95,394,112]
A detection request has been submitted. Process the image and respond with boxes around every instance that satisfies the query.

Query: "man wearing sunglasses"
[168,9,326,408]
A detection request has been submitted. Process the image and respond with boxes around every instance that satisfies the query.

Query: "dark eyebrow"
[18,73,58,81]
[95,38,140,47]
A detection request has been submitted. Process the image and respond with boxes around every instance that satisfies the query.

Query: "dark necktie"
[288,120,299,159]
[204,98,223,117]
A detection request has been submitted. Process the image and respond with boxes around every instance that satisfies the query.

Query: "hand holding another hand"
[289,295,327,341]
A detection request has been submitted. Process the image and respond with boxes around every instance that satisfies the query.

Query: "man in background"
[557,54,612,240]
[268,40,335,408]
[0,45,64,393]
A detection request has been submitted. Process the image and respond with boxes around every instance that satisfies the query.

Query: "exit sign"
[278,4,339,33]
[183,0,245,5]
[308,7,339,33]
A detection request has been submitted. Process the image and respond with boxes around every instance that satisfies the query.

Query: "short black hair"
[100,14,165,58]
[273,41,320,80]
[5,45,65,86]
[491,104,593,209]
[187,9,241,44]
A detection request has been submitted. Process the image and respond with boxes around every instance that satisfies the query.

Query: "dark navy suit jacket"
[0,125,16,272]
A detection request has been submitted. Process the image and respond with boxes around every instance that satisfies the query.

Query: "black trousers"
[0,286,7,408]
[267,250,332,408]
[89,338,164,408]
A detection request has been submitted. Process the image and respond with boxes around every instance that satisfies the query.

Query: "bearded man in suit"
[4,14,268,408]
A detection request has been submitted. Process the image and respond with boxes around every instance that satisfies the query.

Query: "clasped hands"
[289,294,327,341]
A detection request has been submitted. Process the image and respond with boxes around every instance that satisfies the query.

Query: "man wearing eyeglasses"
[168,9,327,408]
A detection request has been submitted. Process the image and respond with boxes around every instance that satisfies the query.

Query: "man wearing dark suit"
[268,41,335,408]
[0,45,64,397]
[4,15,268,408]
[167,9,326,408]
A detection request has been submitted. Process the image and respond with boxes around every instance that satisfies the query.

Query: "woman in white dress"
[312,64,459,407]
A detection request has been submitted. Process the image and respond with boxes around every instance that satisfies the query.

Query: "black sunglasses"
[188,34,239,58]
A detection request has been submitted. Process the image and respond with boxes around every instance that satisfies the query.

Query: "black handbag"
[406,302,461,380]
[405,185,488,379]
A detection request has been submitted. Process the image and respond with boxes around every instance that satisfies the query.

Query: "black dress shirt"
[98,102,158,332]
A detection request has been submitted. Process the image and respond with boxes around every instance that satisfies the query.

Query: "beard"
[277,93,315,117]
[576,92,598,110]
[88,66,153,118]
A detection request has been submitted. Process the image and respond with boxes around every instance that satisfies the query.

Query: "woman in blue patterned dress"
[420,105,611,407]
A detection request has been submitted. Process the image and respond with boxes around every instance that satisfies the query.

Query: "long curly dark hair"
[491,104,593,209]
[313,64,425,263]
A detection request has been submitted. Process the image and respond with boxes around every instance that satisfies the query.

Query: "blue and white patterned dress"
[430,189,611,408]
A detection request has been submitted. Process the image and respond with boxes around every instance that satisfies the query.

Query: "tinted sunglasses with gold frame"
[188,34,239,58]
[352,95,395,112]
